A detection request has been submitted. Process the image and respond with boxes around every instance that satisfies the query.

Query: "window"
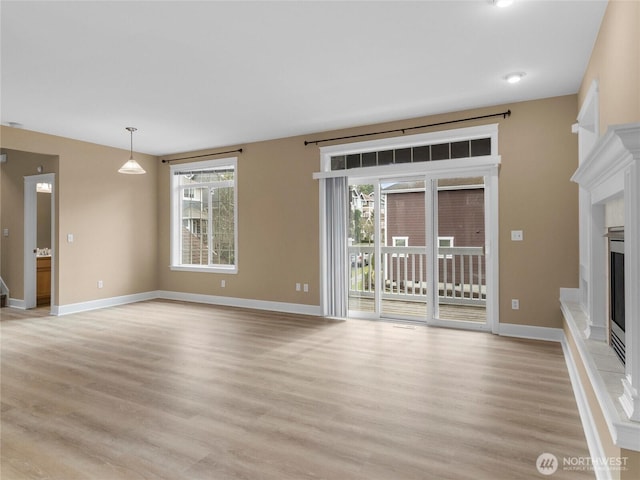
[392,236,408,247]
[170,158,237,273]
[329,137,492,171]
[392,236,408,257]
[438,236,454,259]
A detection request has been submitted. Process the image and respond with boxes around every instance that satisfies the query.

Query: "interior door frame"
[24,173,56,310]
[316,124,500,334]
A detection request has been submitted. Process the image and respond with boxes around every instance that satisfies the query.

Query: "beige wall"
[0,128,158,305]
[160,95,580,327]
[579,0,640,132]
[571,0,640,473]
[0,149,58,300]
[2,96,580,329]
[159,137,320,305]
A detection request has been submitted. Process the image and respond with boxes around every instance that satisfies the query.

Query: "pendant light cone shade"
[118,127,146,174]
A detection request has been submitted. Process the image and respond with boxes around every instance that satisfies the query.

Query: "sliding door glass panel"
[348,184,376,315]
[435,177,487,324]
[380,178,427,320]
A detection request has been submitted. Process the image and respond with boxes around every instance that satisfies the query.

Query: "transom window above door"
[330,137,492,171]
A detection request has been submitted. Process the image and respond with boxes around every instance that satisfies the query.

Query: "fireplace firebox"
[609,228,625,364]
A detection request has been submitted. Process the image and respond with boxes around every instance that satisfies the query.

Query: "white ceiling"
[1,0,608,156]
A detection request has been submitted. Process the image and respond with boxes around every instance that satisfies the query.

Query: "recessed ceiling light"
[494,0,514,7]
[505,72,526,84]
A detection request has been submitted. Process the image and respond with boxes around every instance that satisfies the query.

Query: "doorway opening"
[24,173,55,310]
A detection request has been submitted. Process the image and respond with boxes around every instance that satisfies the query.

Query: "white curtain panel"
[324,176,348,318]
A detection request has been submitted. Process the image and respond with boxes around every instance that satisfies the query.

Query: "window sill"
[560,288,640,451]
[169,265,237,274]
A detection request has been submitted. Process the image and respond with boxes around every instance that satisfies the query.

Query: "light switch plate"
[511,230,523,241]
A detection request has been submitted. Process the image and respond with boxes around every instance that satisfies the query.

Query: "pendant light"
[118,127,146,174]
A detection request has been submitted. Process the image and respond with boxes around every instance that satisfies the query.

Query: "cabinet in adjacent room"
[37,256,51,306]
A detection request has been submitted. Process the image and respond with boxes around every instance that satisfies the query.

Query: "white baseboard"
[497,322,564,342]
[157,290,322,317]
[7,298,26,309]
[49,290,322,318]
[53,291,159,316]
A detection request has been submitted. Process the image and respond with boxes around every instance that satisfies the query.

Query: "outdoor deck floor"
[349,297,487,323]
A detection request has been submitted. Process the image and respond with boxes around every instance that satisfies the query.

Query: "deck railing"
[349,245,486,306]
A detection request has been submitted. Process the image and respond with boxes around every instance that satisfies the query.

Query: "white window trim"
[313,124,499,180]
[170,157,238,274]
[392,236,408,247]
[438,236,455,259]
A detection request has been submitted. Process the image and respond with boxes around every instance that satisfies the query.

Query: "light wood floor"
[1,300,592,479]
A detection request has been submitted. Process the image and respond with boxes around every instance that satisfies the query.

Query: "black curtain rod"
[304,110,511,146]
[162,148,243,163]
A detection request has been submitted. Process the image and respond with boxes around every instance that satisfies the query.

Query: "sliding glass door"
[348,182,376,316]
[434,177,487,326]
[317,124,499,331]
[379,178,428,319]
[347,175,489,328]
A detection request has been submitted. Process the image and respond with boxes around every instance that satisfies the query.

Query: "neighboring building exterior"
[384,182,485,290]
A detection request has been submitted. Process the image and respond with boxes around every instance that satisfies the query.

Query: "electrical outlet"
[2,228,8,237]
[221,280,226,288]
[511,299,519,310]
[296,283,301,291]
[67,233,74,243]
[303,283,309,293]
[97,280,103,289]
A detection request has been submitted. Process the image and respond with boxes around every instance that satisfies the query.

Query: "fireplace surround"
[570,122,640,428]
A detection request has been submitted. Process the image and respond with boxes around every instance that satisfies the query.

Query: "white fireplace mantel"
[572,123,640,203]
[571,122,640,423]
